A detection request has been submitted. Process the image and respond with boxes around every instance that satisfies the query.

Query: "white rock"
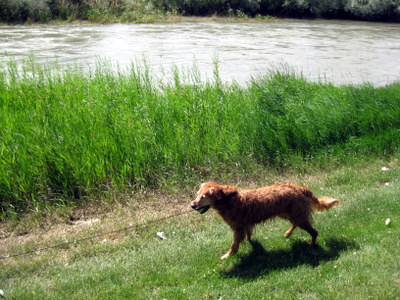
[0,289,4,297]
[381,167,389,171]
[385,218,391,226]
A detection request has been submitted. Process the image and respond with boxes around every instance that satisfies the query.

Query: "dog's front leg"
[221,229,245,260]
[284,225,297,238]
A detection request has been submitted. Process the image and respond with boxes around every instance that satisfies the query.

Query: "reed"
[1,59,400,217]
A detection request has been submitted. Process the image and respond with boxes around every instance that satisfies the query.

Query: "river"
[1,20,399,86]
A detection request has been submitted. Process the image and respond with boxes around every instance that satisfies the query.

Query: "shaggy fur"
[191,181,340,259]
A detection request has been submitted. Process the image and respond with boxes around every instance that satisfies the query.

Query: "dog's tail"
[312,196,340,211]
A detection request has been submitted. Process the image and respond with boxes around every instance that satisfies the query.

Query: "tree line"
[1,0,399,23]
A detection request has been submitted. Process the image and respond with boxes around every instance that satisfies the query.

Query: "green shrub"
[0,0,51,23]
[1,0,399,22]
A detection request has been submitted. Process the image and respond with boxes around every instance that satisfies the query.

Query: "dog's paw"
[220,253,231,260]
[309,242,317,247]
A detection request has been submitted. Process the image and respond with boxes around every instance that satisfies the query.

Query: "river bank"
[1,0,400,24]
[1,157,399,299]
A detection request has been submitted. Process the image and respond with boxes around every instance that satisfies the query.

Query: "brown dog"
[191,181,339,259]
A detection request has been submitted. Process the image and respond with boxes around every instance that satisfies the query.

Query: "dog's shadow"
[221,238,358,280]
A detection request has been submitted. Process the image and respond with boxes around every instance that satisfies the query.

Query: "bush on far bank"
[1,0,399,23]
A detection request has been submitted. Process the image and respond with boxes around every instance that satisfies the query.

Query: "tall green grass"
[1,58,400,217]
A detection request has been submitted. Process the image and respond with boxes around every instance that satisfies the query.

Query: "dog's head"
[190,182,238,214]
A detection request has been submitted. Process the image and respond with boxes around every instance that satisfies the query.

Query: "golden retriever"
[191,181,339,259]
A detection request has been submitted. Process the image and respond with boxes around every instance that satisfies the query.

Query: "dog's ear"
[212,185,238,202]
[222,185,238,197]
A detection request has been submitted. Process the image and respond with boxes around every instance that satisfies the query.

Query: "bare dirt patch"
[0,188,193,261]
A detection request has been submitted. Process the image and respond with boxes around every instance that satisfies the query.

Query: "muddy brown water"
[1,20,399,85]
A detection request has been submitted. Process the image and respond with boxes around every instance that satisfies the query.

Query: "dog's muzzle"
[191,204,211,214]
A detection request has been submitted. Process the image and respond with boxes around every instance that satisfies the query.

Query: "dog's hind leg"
[298,222,318,246]
[221,229,245,260]
[284,225,297,238]
[246,226,254,241]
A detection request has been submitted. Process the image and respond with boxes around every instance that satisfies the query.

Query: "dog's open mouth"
[194,205,210,214]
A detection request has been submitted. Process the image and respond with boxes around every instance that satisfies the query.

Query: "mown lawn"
[1,158,399,299]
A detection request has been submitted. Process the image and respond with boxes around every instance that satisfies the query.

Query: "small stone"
[156,232,167,240]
